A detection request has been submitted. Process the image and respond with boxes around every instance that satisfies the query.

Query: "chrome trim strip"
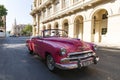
[68,50,93,56]
[55,63,78,70]
[61,56,93,61]
[61,57,93,63]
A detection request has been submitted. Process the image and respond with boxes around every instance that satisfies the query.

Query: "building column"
[36,0,39,7]
[51,4,54,15]
[32,16,36,36]
[32,26,36,36]
[35,14,39,36]
[41,11,43,21]
[83,20,92,42]
[38,14,41,35]
[60,0,62,10]
[68,16,74,38]
[51,21,54,29]
[71,0,74,4]
[39,22,43,36]
[106,14,120,44]
[94,21,101,43]
[68,23,74,38]
[45,8,48,18]
[59,19,62,29]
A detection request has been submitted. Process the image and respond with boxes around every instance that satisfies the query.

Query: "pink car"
[26,29,99,71]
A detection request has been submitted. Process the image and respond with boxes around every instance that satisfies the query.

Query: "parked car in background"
[0,30,5,37]
[26,29,99,71]
[9,35,17,37]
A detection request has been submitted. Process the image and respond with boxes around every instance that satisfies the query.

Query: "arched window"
[43,9,46,19]
[48,6,52,16]
[54,0,60,12]
[73,0,79,3]
[92,9,108,42]
[63,0,69,8]
[62,19,69,32]
[101,12,108,35]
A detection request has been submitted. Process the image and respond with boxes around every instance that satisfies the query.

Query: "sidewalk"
[96,42,120,50]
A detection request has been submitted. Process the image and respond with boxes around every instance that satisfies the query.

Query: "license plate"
[82,60,93,67]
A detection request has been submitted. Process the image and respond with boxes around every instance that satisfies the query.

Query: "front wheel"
[46,55,56,71]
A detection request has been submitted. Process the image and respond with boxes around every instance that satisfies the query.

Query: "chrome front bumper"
[55,56,99,70]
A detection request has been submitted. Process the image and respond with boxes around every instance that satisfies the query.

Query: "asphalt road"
[0,37,120,80]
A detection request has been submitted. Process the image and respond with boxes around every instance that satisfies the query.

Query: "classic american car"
[26,29,99,71]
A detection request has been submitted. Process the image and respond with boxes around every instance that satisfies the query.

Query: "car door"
[33,37,40,54]
[36,38,44,57]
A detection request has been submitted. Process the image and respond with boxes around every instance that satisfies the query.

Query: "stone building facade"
[30,0,120,45]
[0,16,6,37]
[11,19,26,36]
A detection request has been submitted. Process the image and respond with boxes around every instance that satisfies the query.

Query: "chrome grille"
[68,50,94,61]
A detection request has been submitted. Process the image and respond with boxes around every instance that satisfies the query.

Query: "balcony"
[37,0,54,10]
[42,0,103,23]
[31,0,54,15]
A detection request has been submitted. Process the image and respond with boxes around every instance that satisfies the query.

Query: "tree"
[21,24,32,36]
[8,31,11,34]
[0,5,7,27]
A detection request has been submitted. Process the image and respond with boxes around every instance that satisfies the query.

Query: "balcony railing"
[41,0,103,23]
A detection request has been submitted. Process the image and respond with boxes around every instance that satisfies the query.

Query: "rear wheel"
[29,49,33,54]
[27,47,34,55]
[46,55,56,71]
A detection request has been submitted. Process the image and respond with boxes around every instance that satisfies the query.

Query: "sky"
[0,0,33,31]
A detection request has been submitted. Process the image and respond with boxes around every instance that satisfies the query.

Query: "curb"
[98,45,120,50]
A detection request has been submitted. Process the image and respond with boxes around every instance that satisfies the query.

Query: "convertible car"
[26,29,99,71]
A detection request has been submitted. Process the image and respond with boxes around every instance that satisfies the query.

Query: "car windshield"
[43,29,68,37]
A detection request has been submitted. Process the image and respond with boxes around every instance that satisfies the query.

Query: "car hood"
[44,37,82,45]
[43,37,91,52]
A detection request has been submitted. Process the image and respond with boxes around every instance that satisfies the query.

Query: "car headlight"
[93,45,98,51]
[87,53,92,56]
[60,48,66,55]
